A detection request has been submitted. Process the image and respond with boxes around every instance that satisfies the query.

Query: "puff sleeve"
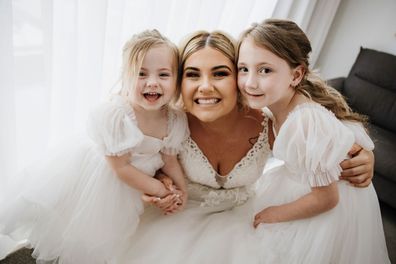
[342,121,374,151]
[87,96,144,156]
[161,108,190,155]
[273,104,355,187]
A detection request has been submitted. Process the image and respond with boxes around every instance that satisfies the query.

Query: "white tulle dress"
[114,113,272,264]
[0,95,189,264]
[254,103,390,264]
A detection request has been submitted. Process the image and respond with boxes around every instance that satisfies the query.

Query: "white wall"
[315,0,396,79]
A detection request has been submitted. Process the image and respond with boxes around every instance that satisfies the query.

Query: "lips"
[243,90,264,97]
[143,92,162,102]
[194,98,221,105]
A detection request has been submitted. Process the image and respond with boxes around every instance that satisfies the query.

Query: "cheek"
[237,75,245,90]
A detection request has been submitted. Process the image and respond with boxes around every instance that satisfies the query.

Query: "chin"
[247,100,267,109]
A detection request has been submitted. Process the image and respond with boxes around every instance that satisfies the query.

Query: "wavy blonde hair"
[120,29,179,102]
[237,19,367,123]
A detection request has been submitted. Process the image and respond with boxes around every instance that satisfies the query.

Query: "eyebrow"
[140,67,172,71]
[184,65,233,71]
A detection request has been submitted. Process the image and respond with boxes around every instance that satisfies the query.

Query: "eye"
[213,71,230,78]
[258,67,272,74]
[138,71,146,77]
[159,72,171,78]
[238,66,248,73]
[185,71,199,78]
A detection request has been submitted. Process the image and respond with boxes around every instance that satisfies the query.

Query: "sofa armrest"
[327,77,346,93]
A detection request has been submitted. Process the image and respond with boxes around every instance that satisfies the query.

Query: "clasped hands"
[142,172,187,215]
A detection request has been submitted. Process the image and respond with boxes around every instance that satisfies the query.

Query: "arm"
[340,144,374,187]
[106,154,170,198]
[160,154,188,211]
[254,183,339,228]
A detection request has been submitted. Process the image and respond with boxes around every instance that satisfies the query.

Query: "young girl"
[237,19,390,263]
[0,29,188,263]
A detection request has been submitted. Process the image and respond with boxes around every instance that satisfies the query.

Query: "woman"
[115,30,374,263]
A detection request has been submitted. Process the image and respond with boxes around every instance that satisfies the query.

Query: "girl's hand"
[156,172,175,191]
[142,192,181,213]
[340,144,374,188]
[164,189,188,215]
[253,207,279,228]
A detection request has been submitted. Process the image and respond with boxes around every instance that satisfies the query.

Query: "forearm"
[265,183,339,223]
[161,154,187,192]
[106,156,167,197]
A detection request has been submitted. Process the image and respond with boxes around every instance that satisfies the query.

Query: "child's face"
[132,44,176,111]
[181,47,237,123]
[237,36,298,110]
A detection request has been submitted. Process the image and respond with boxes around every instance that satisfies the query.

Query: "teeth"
[144,92,162,96]
[196,98,220,105]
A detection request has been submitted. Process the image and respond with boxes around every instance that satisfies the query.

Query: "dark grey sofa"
[328,47,396,209]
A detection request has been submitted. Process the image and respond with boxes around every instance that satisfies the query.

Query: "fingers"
[352,177,372,188]
[340,164,369,178]
[347,143,363,156]
[253,214,262,229]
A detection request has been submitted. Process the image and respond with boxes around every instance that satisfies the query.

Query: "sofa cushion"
[368,124,396,183]
[344,48,396,133]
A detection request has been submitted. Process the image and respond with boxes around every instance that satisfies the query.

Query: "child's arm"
[160,153,188,211]
[106,154,170,198]
[254,182,338,228]
[161,154,187,193]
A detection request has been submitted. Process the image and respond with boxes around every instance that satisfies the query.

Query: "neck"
[268,90,297,128]
[132,104,167,120]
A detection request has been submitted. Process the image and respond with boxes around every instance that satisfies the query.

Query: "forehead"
[142,44,175,68]
[238,37,283,64]
[184,47,234,69]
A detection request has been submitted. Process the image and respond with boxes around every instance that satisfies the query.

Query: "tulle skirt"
[115,165,390,264]
[0,138,143,264]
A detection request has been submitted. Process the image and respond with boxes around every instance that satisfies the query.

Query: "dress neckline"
[186,114,269,186]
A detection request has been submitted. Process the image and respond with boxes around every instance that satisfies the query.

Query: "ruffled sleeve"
[342,121,374,151]
[273,103,355,187]
[87,96,144,156]
[161,108,190,155]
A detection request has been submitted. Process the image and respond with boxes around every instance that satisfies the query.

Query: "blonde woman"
[118,30,376,264]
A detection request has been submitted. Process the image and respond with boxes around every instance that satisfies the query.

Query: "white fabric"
[0,95,189,263]
[114,111,271,264]
[254,102,390,264]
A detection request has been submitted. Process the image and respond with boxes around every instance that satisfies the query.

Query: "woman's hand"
[340,144,374,188]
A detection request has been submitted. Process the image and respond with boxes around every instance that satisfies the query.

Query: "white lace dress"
[0,95,189,264]
[115,114,272,264]
[254,103,390,264]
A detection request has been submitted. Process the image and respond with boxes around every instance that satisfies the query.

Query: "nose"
[146,75,158,88]
[198,76,214,93]
[244,72,258,90]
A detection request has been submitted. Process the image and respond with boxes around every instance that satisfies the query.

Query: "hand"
[253,207,279,228]
[163,189,188,215]
[156,172,175,192]
[142,192,182,214]
[340,144,374,188]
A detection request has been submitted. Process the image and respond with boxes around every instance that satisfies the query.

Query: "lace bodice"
[179,114,271,207]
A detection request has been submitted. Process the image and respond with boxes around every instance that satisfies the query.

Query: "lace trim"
[187,182,255,207]
[185,113,270,188]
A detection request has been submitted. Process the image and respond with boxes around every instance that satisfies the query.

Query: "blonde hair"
[120,29,179,100]
[177,31,242,106]
[238,19,366,123]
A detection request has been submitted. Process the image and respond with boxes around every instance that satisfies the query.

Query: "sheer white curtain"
[0,0,338,185]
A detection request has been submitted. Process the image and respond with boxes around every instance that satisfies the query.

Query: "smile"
[194,98,221,105]
[244,90,264,97]
[143,92,162,102]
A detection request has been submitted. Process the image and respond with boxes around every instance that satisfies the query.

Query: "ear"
[291,65,305,87]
